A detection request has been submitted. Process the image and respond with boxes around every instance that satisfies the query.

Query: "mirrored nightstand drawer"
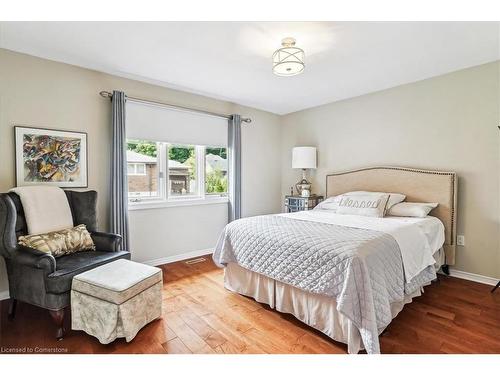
[284,195,323,213]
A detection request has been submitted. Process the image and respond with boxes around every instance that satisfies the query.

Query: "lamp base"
[295,178,312,196]
[295,169,312,196]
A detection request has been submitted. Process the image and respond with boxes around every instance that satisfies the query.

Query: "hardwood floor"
[1,257,499,354]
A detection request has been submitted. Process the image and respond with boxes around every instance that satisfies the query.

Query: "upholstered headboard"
[326,166,457,265]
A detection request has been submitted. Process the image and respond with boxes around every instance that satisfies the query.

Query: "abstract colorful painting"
[15,126,88,187]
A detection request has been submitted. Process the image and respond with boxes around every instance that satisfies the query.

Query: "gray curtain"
[228,114,242,222]
[110,90,130,251]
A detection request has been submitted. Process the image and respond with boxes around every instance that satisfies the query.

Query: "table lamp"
[292,146,317,197]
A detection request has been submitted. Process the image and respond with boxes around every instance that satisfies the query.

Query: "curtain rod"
[99,91,251,123]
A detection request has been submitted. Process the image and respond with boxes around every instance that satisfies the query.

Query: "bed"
[213,166,457,354]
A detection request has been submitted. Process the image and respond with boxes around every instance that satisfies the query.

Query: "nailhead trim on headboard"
[325,166,457,245]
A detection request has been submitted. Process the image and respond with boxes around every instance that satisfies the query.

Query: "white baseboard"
[0,290,10,301]
[449,268,498,286]
[140,248,214,267]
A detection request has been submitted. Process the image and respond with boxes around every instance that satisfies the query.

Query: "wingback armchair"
[0,190,130,339]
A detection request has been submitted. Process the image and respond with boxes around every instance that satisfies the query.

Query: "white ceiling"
[1,22,498,114]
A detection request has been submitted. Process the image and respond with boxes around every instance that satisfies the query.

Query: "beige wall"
[0,49,282,296]
[281,61,500,278]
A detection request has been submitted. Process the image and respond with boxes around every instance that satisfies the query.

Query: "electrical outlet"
[457,235,465,246]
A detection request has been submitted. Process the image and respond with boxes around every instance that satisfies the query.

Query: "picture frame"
[14,126,88,188]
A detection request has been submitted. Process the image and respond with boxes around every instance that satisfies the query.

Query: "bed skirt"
[224,262,425,354]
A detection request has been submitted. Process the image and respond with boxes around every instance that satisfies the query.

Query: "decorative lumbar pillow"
[387,202,439,218]
[18,224,95,257]
[315,191,405,213]
[336,193,390,217]
[345,191,406,210]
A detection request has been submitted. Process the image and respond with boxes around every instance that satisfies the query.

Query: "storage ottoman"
[71,259,162,344]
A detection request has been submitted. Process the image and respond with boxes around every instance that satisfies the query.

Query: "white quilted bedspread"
[213,214,437,354]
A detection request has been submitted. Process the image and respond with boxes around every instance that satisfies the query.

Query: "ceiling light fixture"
[272,37,305,77]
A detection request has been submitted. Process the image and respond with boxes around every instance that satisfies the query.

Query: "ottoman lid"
[72,259,162,304]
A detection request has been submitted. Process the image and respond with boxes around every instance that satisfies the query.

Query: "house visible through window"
[126,140,161,198]
[126,139,227,204]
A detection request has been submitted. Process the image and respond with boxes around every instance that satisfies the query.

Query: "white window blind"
[126,101,228,146]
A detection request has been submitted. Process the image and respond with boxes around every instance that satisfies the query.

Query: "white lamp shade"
[292,147,317,169]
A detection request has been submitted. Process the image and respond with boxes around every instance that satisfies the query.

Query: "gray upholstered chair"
[0,190,130,340]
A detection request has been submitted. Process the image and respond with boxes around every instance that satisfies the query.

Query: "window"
[168,145,198,197]
[126,100,228,208]
[126,140,161,199]
[205,147,228,195]
[126,138,227,207]
[127,163,146,175]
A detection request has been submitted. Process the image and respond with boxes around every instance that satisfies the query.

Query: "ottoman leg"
[49,309,65,341]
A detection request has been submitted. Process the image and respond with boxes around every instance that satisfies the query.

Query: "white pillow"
[336,193,390,218]
[314,195,342,211]
[387,202,439,218]
[346,191,406,210]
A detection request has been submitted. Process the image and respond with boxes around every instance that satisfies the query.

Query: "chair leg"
[7,299,17,321]
[491,280,500,293]
[49,309,65,341]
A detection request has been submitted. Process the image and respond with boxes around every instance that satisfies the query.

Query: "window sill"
[128,196,229,211]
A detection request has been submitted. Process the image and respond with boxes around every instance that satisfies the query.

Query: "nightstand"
[284,195,324,213]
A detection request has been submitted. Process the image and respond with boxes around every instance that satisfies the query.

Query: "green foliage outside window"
[206,169,228,194]
[169,146,194,163]
[127,140,157,157]
[184,154,196,180]
[206,147,226,159]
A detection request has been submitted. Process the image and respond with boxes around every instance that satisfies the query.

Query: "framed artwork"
[14,126,88,188]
